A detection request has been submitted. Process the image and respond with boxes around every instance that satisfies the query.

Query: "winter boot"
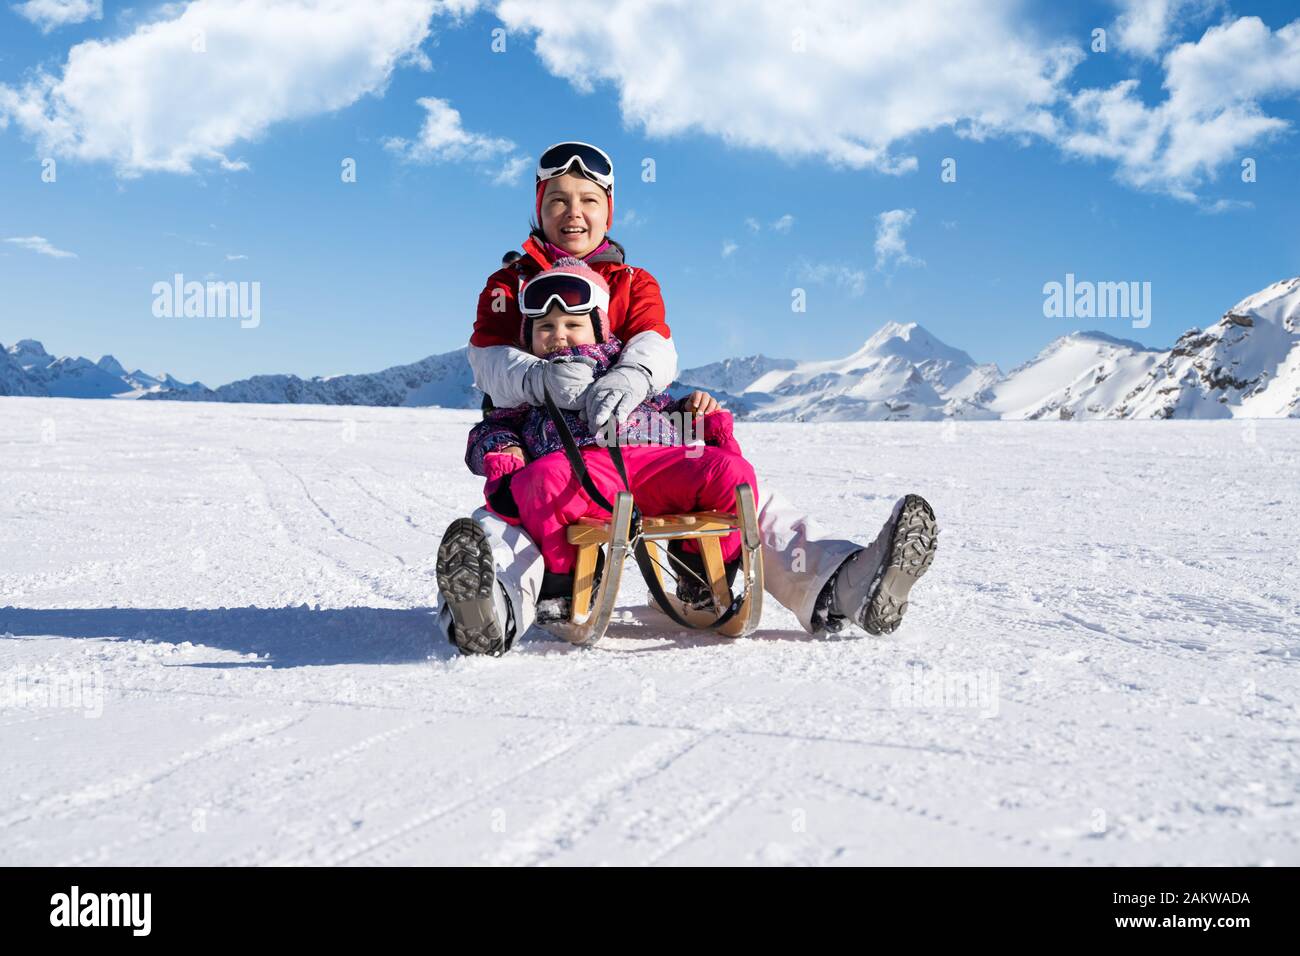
[668,539,740,610]
[533,551,607,626]
[436,518,515,656]
[817,494,938,636]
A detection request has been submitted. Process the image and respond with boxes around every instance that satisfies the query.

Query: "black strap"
[631,537,745,630]
[541,385,630,513]
[540,384,743,631]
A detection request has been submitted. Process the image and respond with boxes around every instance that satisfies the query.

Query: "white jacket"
[468,330,679,408]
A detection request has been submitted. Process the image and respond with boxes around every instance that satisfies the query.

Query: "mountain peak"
[1058,330,1156,351]
[860,320,976,368]
[97,354,127,377]
[7,339,53,369]
[869,320,919,340]
[1225,277,1300,333]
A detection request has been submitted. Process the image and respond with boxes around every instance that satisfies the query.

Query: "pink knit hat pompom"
[519,256,611,347]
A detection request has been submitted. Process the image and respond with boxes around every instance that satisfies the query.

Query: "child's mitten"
[483,450,527,483]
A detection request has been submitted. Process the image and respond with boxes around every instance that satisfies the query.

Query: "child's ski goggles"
[536,141,614,191]
[520,272,610,317]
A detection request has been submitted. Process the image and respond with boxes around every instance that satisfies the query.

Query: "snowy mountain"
[672,280,1300,421]
[1,339,205,399]
[1113,278,1300,419]
[983,331,1163,420]
[676,354,797,395]
[0,346,45,397]
[677,322,1002,421]
[986,278,1300,420]
[9,278,1299,419]
[143,348,482,408]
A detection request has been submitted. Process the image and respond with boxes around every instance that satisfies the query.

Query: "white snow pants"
[434,487,863,642]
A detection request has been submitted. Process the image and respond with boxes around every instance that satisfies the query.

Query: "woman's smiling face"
[541,171,609,256]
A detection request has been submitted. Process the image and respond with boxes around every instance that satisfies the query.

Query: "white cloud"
[12,0,101,33]
[385,96,527,184]
[225,253,248,260]
[721,240,738,258]
[3,0,1289,207]
[484,1,1287,203]
[5,235,77,258]
[1199,198,1253,214]
[796,260,866,296]
[744,213,794,233]
[618,208,643,227]
[1061,17,1300,201]
[1113,0,1179,58]
[494,0,1082,175]
[491,155,530,185]
[0,0,440,176]
[874,209,923,272]
[1111,0,1213,59]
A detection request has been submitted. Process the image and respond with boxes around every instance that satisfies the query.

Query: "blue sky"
[2,0,1299,386]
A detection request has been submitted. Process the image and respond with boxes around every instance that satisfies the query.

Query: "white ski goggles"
[520,272,611,318]
[536,141,614,191]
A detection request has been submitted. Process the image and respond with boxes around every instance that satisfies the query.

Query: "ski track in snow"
[1,398,1298,865]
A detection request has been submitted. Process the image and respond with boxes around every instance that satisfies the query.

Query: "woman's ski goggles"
[520,272,610,318]
[536,141,614,191]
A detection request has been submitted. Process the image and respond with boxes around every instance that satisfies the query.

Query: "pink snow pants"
[509,444,759,574]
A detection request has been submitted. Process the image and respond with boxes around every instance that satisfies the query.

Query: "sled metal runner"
[552,482,764,647]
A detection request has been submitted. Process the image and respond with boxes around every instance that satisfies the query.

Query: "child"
[464,257,756,583]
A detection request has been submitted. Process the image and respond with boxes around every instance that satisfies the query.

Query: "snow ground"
[1,398,1297,866]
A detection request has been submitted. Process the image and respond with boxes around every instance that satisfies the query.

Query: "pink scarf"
[540,238,611,264]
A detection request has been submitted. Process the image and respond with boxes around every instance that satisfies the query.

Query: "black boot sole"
[861,495,938,636]
[436,518,508,656]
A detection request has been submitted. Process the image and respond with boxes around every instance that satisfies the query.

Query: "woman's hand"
[524,356,596,410]
[685,390,722,416]
[501,446,526,462]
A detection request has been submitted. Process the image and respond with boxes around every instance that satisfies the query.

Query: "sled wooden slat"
[698,534,733,613]
[571,540,600,620]
[567,523,614,545]
[568,514,737,546]
[643,515,695,528]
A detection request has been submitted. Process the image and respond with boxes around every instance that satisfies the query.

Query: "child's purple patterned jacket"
[465,336,690,476]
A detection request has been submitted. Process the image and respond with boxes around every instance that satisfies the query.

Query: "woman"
[435,141,938,655]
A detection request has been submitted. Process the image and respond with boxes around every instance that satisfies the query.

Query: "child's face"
[531,305,597,356]
[541,171,609,256]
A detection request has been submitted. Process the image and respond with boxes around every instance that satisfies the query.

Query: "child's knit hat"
[520,256,611,349]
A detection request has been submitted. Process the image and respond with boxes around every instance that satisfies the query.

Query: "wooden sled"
[546,483,764,647]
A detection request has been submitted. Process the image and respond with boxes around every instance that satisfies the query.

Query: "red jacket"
[471,235,671,349]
